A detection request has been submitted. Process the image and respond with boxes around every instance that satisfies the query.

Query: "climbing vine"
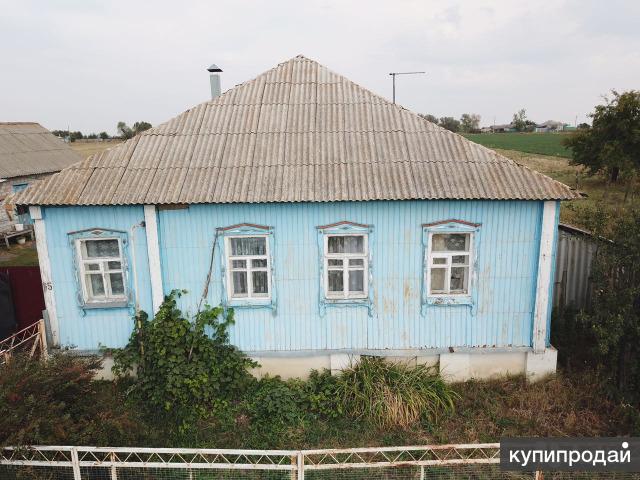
[112,290,257,430]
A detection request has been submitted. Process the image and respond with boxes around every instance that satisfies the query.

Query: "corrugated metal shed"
[0,123,83,178]
[553,223,599,310]
[15,55,579,206]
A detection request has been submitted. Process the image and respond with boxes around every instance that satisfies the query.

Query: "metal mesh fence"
[1,445,639,480]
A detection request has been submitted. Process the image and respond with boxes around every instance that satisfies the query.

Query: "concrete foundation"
[87,346,557,382]
[525,347,558,381]
[247,347,556,382]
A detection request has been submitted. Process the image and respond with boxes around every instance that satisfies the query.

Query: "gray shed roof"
[0,123,83,179]
[15,55,579,206]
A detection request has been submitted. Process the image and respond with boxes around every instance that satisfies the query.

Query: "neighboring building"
[15,55,579,381]
[490,123,516,133]
[534,120,567,133]
[0,122,83,226]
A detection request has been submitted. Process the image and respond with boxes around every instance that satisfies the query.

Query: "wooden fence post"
[38,319,48,359]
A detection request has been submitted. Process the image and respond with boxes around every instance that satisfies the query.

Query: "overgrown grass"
[3,353,637,449]
[464,133,572,158]
[336,356,457,428]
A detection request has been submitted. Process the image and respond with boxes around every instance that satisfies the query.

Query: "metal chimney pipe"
[207,64,223,99]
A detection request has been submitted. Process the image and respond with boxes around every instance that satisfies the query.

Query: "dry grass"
[0,240,38,266]
[433,373,638,444]
[69,139,123,159]
[498,149,640,227]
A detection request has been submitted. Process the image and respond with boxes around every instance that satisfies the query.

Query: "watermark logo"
[501,438,639,472]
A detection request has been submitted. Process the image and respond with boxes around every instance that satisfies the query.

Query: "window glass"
[110,273,125,295]
[232,271,248,295]
[348,270,364,292]
[431,234,469,252]
[328,270,344,292]
[230,237,266,256]
[252,271,268,294]
[430,268,446,292]
[450,267,467,292]
[88,274,105,296]
[328,235,364,254]
[84,239,120,258]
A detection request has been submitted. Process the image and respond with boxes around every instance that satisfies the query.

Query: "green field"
[463,133,573,158]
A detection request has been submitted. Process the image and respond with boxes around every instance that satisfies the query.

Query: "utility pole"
[388,71,426,104]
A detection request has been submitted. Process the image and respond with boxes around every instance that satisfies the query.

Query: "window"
[428,233,472,295]
[324,234,368,299]
[76,238,126,304]
[225,236,271,300]
[12,183,28,193]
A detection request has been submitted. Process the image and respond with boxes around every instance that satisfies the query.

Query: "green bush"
[0,353,154,446]
[335,356,457,428]
[302,369,342,419]
[111,290,257,431]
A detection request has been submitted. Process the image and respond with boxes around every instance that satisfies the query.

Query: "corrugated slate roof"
[0,123,83,179]
[15,55,579,206]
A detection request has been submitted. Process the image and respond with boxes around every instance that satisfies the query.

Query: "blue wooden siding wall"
[157,200,545,352]
[43,206,153,350]
[44,200,550,352]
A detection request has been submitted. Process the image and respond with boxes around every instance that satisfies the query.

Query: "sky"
[1,0,639,135]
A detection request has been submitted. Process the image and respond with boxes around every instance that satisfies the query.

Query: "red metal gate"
[0,267,45,332]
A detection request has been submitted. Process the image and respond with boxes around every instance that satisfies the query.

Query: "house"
[0,122,83,227]
[534,120,566,133]
[489,123,516,133]
[14,55,579,381]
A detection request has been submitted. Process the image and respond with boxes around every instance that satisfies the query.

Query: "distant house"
[490,123,516,133]
[0,122,82,227]
[15,55,579,381]
[534,120,567,133]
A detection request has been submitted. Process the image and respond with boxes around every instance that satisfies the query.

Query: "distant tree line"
[52,121,152,142]
[419,113,481,133]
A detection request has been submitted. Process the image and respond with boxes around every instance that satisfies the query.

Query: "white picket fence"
[0,443,519,479]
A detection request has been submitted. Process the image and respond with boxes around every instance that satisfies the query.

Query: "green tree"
[512,109,528,132]
[438,116,461,133]
[576,207,640,401]
[117,121,134,139]
[132,121,152,135]
[460,113,481,133]
[117,121,152,139]
[419,113,439,124]
[564,90,640,186]
[99,131,109,140]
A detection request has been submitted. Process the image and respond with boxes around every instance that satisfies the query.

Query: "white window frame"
[75,237,127,305]
[323,233,369,300]
[426,232,474,297]
[224,235,271,302]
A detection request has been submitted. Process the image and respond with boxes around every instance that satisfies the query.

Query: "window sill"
[324,297,369,304]
[227,299,274,309]
[426,295,473,306]
[82,301,129,310]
